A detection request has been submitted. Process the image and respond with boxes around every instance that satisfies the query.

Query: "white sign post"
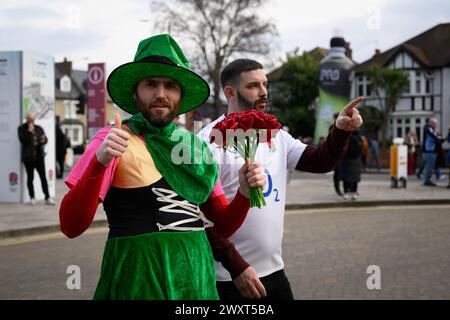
[21,52,56,203]
[0,52,22,202]
[0,51,55,203]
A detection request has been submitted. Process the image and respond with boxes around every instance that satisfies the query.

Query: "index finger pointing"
[344,96,365,111]
[115,113,122,130]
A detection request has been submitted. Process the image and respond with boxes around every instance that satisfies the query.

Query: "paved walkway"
[0,169,449,238]
[286,170,450,208]
[2,205,449,299]
[283,205,450,300]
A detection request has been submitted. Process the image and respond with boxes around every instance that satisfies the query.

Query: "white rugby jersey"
[198,114,307,281]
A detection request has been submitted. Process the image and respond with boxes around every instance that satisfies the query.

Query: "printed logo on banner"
[88,66,104,85]
[87,63,106,134]
[9,172,18,186]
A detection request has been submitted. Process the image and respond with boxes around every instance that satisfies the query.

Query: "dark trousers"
[343,181,358,193]
[216,269,294,300]
[56,157,65,179]
[23,158,49,200]
[333,172,342,195]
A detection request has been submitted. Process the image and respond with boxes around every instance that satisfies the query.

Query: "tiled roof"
[353,23,450,72]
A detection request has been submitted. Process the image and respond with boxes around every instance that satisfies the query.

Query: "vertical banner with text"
[87,63,106,139]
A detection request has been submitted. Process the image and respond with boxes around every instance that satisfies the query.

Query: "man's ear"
[223,85,235,100]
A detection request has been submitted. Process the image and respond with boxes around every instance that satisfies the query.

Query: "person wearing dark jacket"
[55,116,70,179]
[339,129,363,200]
[329,113,343,196]
[422,118,445,186]
[18,112,54,205]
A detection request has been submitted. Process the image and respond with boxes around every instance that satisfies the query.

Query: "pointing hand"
[335,96,364,132]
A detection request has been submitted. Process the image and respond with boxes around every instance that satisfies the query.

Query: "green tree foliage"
[270,50,321,138]
[358,105,384,135]
[151,0,277,119]
[365,65,409,142]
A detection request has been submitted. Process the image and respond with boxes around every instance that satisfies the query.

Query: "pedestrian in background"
[368,134,381,172]
[55,116,70,179]
[17,112,54,205]
[360,134,369,172]
[405,131,420,176]
[422,118,445,186]
[339,129,363,200]
[329,112,342,196]
[434,136,446,181]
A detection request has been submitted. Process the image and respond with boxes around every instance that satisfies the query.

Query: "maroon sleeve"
[200,191,250,239]
[206,227,250,279]
[296,124,352,173]
[59,156,107,238]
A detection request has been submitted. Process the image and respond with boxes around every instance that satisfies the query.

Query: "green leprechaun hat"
[107,34,210,115]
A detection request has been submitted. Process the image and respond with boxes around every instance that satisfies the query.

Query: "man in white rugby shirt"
[198,58,364,300]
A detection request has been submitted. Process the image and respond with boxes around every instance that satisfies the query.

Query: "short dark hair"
[220,59,263,88]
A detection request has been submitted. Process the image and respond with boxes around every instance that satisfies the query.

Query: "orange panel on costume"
[112,125,162,188]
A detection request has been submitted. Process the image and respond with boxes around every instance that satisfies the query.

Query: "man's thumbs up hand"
[96,114,130,166]
[115,113,122,130]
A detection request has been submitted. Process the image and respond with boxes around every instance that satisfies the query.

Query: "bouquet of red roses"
[210,110,281,208]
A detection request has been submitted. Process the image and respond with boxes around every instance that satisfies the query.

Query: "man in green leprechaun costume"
[59,34,266,299]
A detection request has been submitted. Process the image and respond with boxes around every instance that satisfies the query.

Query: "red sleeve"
[200,190,250,239]
[296,124,351,173]
[206,227,250,279]
[59,156,108,238]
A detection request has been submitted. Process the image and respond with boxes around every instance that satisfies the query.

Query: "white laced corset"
[152,187,214,232]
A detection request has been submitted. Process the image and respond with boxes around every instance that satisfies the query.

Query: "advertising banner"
[87,63,106,139]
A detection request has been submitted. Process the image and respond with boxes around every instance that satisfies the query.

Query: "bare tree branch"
[151,0,277,118]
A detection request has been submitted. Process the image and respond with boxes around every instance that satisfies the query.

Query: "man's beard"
[135,95,179,127]
[237,90,268,111]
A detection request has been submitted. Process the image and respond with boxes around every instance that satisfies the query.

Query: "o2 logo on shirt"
[262,169,280,203]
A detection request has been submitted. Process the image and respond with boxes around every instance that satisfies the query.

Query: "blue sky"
[1,0,449,75]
